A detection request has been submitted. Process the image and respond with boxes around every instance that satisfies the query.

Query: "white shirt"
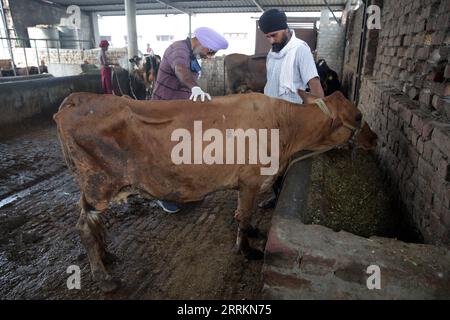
[264,32,319,104]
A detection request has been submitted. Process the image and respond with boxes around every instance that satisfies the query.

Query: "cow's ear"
[297,89,319,104]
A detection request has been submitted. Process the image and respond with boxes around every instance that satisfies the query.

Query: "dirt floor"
[0,121,273,299]
[0,120,407,299]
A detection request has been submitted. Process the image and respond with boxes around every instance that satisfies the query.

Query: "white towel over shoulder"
[267,32,310,96]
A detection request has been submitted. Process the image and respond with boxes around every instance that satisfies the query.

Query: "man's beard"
[193,45,206,59]
[272,32,289,53]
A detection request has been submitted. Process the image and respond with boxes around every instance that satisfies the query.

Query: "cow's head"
[298,89,377,151]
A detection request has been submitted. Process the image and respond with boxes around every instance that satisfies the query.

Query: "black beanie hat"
[258,9,288,34]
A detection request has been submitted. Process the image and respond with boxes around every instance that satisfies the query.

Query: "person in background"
[98,40,113,94]
[146,43,154,55]
[257,8,324,209]
[151,26,228,213]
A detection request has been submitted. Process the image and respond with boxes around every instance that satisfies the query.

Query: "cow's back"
[54,92,280,210]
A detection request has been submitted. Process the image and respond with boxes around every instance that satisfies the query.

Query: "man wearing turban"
[257,9,325,209]
[152,27,228,213]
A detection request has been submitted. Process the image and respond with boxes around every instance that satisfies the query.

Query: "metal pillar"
[354,0,368,105]
[0,0,16,75]
[91,12,100,48]
[188,13,191,38]
[125,0,138,71]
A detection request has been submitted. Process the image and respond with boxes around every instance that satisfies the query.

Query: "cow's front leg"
[76,208,119,293]
[234,186,264,260]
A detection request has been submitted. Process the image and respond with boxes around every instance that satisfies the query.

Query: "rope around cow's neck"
[280,98,362,185]
[111,67,125,96]
[112,67,138,100]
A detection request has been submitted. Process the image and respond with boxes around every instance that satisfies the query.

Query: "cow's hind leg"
[234,185,264,260]
[76,200,119,293]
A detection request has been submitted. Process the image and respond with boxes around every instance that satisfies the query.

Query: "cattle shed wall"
[351,0,450,246]
[8,47,127,69]
[0,74,102,128]
[5,0,93,49]
[197,56,226,97]
[316,15,346,80]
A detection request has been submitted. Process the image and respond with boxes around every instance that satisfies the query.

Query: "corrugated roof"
[44,0,357,16]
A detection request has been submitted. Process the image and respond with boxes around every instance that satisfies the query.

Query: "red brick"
[445,64,450,80]
[407,127,420,146]
[418,156,436,183]
[407,145,420,166]
[264,227,299,268]
[431,126,450,158]
[399,106,413,125]
[422,142,435,162]
[417,139,424,155]
[436,156,449,181]
[419,89,433,106]
[415,47,430,60]
[414,189,425,212]
[442,188,450,209]
[433,97,450,118]
[263,268,311,289]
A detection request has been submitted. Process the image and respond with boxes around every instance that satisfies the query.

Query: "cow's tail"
[54,95,78,175]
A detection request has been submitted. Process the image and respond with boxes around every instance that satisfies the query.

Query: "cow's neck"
[278,99,333,163]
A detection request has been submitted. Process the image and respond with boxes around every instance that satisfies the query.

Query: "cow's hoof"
[244,248,264,260]
[98,278,121,293]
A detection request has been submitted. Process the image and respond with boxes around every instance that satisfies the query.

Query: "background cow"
[316,59,342,96]
[143,54,161,99]
[224,53,267,94]
[111,63,147,100]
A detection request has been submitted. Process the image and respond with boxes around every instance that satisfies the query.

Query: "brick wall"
[197,56,226,97]
[342,0,382,101]
[355,0,450,246]
[9,47,128,68]
[8,0,93,49]
[316,23,346,80]
[373,0,449,118]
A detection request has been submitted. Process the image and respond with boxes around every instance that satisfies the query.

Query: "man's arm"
[308,77,325,98]
[174,63,211,102]
[174,64,197,89]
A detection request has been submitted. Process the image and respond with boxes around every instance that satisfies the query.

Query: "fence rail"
[0,36,92,76]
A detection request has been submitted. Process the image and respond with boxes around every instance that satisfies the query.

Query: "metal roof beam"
[154,0,191,15]
[323,0,341,25]
[250,0,264,12]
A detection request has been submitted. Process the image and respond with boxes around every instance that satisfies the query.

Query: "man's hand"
[190,86,211,102]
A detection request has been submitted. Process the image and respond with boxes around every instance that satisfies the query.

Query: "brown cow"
[224,53,267,94]
[53,90,376,292]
